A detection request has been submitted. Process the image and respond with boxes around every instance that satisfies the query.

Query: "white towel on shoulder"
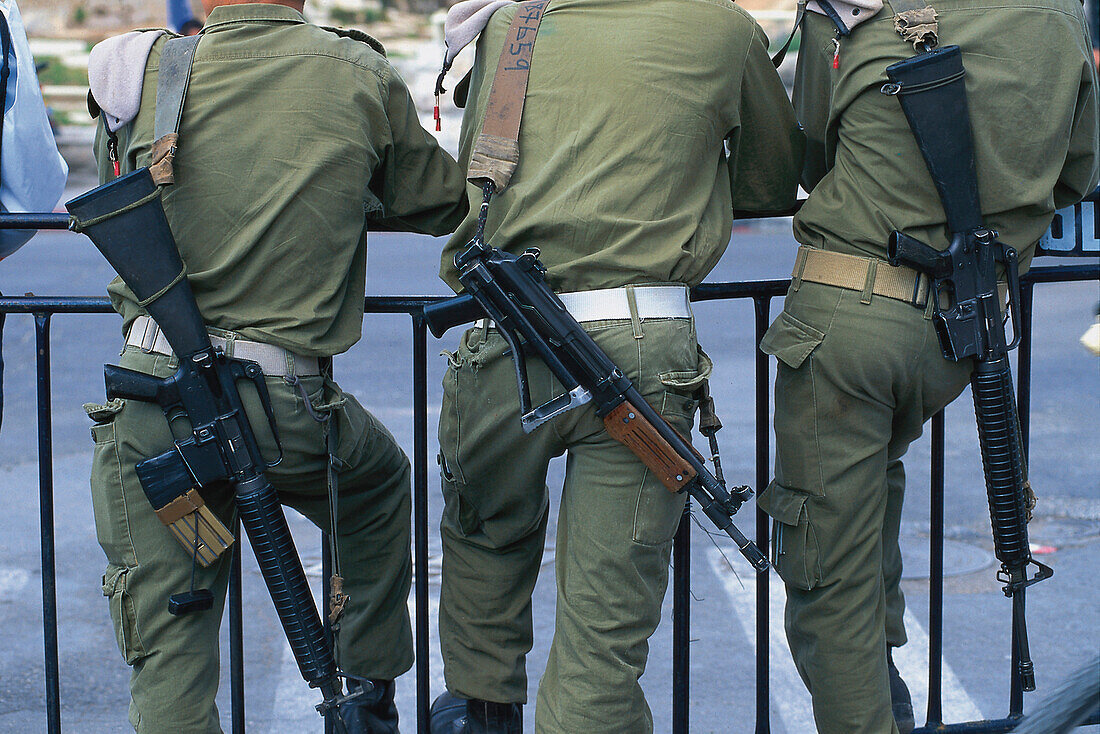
[443,0,512,69]
[87,30,166,132]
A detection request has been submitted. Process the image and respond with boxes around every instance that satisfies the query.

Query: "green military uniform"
[85,5,467,732]
[435,0,803,731]
[758,0,1099,731]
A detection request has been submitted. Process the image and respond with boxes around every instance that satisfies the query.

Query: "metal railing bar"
[753,296,773,734]
[913,718,1021,733]
[0,262,1091,319]
[35,312,61,734]
[1010,281,1038,717]
[322,537,334,734]
[0,297,113,313]
[230,529,245,734]
[412,315,432,734]
[928,410,946,727]
[672,507,690,734]
[1,213,70,229]
[1023,263,1099,283]
[692,280,791,301]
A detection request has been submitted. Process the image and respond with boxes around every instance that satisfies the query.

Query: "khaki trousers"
[437,317,710,734]
[758,281,972,734]
[86,345,414,733]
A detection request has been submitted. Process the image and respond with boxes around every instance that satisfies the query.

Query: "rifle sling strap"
[467,0,549,191]
[151,34,201,185]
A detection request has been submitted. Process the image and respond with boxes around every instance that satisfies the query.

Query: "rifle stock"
[68,169,351,727]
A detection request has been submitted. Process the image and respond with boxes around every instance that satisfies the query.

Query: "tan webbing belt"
[467,0,549,191]
[791,246,933,306]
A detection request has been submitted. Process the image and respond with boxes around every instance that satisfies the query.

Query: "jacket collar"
[202,3,306,31]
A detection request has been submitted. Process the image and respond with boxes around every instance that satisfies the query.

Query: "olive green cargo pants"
[758,281,972,734]
[86,345,414,734]
[437,316,709,734]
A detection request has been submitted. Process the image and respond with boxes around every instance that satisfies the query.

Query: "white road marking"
[893,607,985,724]
[0,567,29,600]
[706,547,984,732]
[707,548,815,733]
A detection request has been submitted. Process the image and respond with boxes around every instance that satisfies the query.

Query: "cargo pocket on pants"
[102,564,147,664]
[759,310,824,370]
[757,480,822,591]
[85,399,136,564]
[631,347,714,547]
[657,345,714,421]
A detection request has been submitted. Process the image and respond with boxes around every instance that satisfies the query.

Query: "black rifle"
[66,168,354,729]
[882,45,1052,691]
[424,186,768,571]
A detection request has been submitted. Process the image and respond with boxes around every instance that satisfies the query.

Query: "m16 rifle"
[882,44,1052,691]
[424,185,768,572]
[67,168,356,729]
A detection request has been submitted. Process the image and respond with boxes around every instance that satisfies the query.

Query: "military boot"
[336,678,400,734]
[888,649,916,734]
[430,692,522,734]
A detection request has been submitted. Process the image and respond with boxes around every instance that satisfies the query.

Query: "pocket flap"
[83,398,125,424]
[759,311,825,369]
[658,345,715,393]
[757,479,809,526]
[101,564,128,597]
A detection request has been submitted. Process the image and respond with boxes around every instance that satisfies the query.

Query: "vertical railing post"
[34,313,61,734]
[229,524,245,734]
[753,296,772,734]
[1016,282,1034,455]
[1008,281,1035,719]
[322,537,334,734]
[412,314,431,734]
[672,503,690,734]
[926,410,946,728]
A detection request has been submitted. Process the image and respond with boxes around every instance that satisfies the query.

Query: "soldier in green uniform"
[428,0,803,732]
[758,0,1099,732]
[82,1,468,731]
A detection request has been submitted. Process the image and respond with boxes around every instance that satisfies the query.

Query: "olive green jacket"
[793,0,1099,270]
[440,0,805,293]
[95,4,468,356]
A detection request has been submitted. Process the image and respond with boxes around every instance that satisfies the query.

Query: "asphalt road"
[0,202,1097,733]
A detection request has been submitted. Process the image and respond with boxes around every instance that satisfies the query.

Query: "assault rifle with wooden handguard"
[66,168,357,730]
[882,45,1052,691]
[424,186,768,571]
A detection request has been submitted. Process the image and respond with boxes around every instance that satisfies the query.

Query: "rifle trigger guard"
[1000,244,1023,351]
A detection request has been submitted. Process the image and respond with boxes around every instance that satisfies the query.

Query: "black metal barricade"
[1,211,1097,733]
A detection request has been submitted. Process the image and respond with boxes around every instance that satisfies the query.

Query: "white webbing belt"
[125,315,321,377]
[558,284,692,322]
[475,284,692,328]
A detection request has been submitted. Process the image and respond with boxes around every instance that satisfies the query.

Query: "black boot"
[336,678,400,734]
[430,692,522,734]
[888,650,916,734]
